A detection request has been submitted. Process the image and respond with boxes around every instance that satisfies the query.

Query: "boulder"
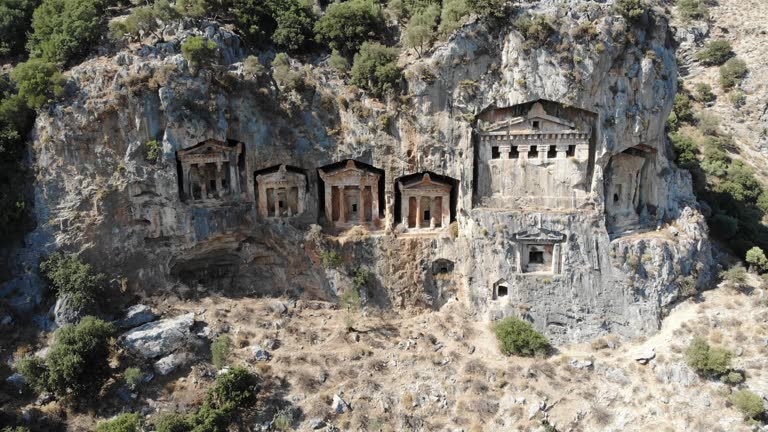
[154,353,188,375]
[252,345,271,361]
[119,313,195,358]
[633,346,656,364]
[309,418,326,429]
[332,394,350,413]
[117,304,158,329]
[6,373,26,389]
[53,293,89,327]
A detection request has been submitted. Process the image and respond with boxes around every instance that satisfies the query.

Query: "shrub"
[351,42,402,99]
[0,0,39,58]
[672,92,694,124]
[693,82,715,103]
[466,0,509,18]
[746,247,768,273]
[208,367,258,412]
[696,112,719,135]
[678,0,709,22]
[270,0,316,52]
[39,252,105,310]
[329,49,349,72]
[669,131,698,168]
[514,13,554,47]
[684,337,733,377]
[272,52,305,92]
[154,413,191,432]
[696,40,732,66]
[341,287,362,311]
[10,59,65,109]
[95,413,142,432]
[438,0,469,36]
[493,317,551,357]
[18,316,115,399]
[272,408,293,431]
[145,139,162,162]
[123,367,143,390]
[231,0,276,45]
[352,267,370,289]
[614,0,647,23]
[722,371,745,384]
[181,36,218,69]
[211,335,232,369]
[729,90,746,108]
[719,57,748,90]
[720,265,750,292]
[731,390,765,420]
[404,4,439,56]
[27,0,107,65]
[320,250,342,269]
[314,0,386,57]
[109,0,180,42]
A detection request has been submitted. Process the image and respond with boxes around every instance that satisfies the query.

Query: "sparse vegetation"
[320,250,343,269]
[145,139,162,162]
[181,36,218,69]
[211,334,232,369]
[9,59,65,109]
[731,389,765,420]
[677,0,709,22]
[746,247,768,273]
[684,336,733,378]
[493,317,551,357]
[123,367,144,390]
[720,265,749,293]
[351,42,402,99]
[95,413,142,432]
[404,4,439,56]
[696,40,733,66]
[614,0,647,23]
[719,57,748,90]
[18,316,115,400]
[693,82,715,103]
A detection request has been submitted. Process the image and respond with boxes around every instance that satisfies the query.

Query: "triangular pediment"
[179,140,241,157]
[399,173,452,192]
[479,102,578,134]
[320,160,381,180]
[513,228,566,242]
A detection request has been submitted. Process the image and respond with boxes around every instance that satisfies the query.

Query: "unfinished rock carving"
[177,139,245,202]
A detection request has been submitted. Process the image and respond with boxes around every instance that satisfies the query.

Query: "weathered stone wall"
[4,3,715,342]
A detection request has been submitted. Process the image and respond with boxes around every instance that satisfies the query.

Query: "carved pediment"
[398,173,452,193]
[178,140,243,163]
[513,228,566,242]
[479,102,578,135]
[319,160,381,183]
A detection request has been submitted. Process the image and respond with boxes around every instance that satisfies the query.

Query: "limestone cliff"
[8,3,713,343]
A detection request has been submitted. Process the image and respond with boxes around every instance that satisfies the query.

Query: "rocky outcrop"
[119,313,196,358]
[116,304,158,329]
[6,3,714,343]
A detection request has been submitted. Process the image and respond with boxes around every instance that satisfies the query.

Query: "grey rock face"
[53,293,89,327]
[154,352,189,375]
[117,304,158,329]
[119,313,195,358]
[12,9,714,344]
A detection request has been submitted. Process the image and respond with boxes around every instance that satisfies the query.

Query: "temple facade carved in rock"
[254,165,307,218]
[397,173,452,230]
[177,140,244,202]
[475,101,592,209]
[319,160,382,229]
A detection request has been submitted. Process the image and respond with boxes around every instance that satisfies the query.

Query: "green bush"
[719,57,748,90]
[181,36,218,69]
[671,92,694,124]
[438,0,469,36]
[329,49,349,72]
[314,0,386,56]
[211,335,232,369]
[678,0,709,22]
[684,337,733,377]
[614,0,647,23]
[669,131,698,168]
[123,367,143,390]
[0,0,40,58]
[514,13,554,47]
[729,90,746,108]
[272,408,293,431]
[39,252,105,311]
[208,367,258,412]
[466,0,508,18]
[154,413,191,432]
[320,250,343,269]
[404,4,439,56]
[109,0,180,42]
[269,0,316,52]
[27,0,108,65]
[696,111,719,135]
[720,265,749,292]
[18,316,115,399]
[352,267,370,289]
[341,287,362,311]
[731,390,765,420]
[95,413,142,432]
[493,317,551,357]
[10,59,65,109]
[746,247,768,273]
[351,41,401,99]
[722,371,745,384]
[696,40,732,66]
[693,82,715,103]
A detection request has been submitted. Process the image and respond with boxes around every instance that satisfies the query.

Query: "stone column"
[324,184,333,226]
[200,172,208,200]
[553,243,562,274]
[429,197,436,229]
[257,181,267,216]
[442,194,450,227]
[556,144,569,159]
[359,186,365,224]
[415,196,422,229]
[401,191,409,228]
[499,145,511,159]
[229,162,240,195]
[519,145,531,160]
[537,145,548,160]
[339,186,346,224]
[183,163,192,201]
[274,188,281,217]
[372,180,380,225]
[216,162,224,197]
[298,182,305,215]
